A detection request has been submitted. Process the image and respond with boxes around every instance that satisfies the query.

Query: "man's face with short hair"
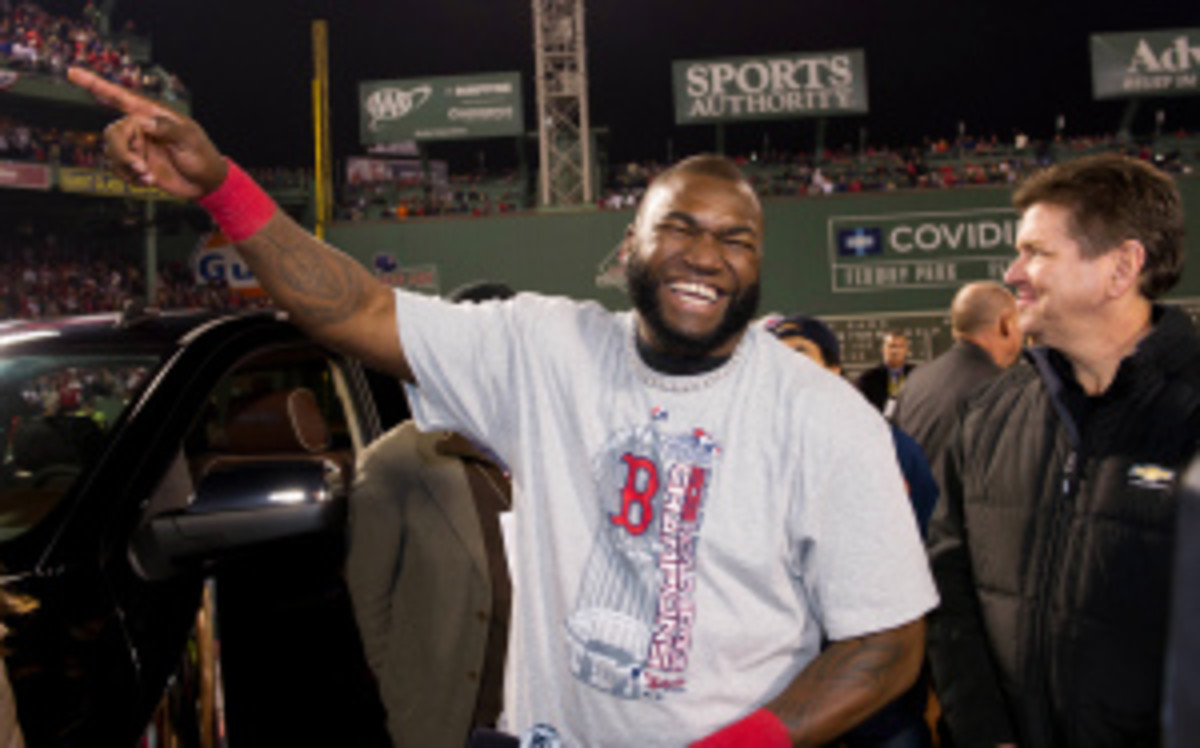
[882,334,909,369]
[1005,202,1119,347]
[626,171,763,358]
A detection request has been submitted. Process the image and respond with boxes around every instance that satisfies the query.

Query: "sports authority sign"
[673,49,868,124]
[828,208,1018,292]
[359,72,523,143]
[1091,29,1200,99]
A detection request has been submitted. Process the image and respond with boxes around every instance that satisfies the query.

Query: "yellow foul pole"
[311,20,333,239]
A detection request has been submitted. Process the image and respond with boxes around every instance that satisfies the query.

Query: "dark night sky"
[39,0,1200,171]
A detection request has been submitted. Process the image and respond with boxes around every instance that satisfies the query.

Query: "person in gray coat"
[346,423,511,747]
[891,281,1022,478]
[1,587,29,748]
[346,280,514,747]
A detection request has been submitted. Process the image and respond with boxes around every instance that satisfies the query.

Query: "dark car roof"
[0,308,287,354]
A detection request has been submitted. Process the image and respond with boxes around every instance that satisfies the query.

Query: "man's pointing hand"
[67,66,228,199]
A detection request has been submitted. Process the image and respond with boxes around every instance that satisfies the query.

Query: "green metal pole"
[144,199,157,306]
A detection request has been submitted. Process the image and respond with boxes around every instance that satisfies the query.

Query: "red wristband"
[691,709,791,747]
[197,159,277,241]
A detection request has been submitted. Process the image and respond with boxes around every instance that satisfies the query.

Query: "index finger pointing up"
[67,66,166,119]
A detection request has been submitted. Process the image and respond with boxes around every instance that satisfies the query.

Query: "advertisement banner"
[370,254,440,294]
[1091,29,1200,99]
[0,160,51,190]
[191,232,264,296]
[367,140,420,157]
[827,208,1018,292]
[359,72,524,143]
[346,157,449,188]
[673,49,868,124]
[59,167,173,200]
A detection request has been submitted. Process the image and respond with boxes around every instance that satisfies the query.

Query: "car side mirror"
[130,458,346,581]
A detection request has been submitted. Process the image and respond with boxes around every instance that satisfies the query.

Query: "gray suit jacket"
[0,655,23,748]
[345,421,509,748]
[892,340,1002,479]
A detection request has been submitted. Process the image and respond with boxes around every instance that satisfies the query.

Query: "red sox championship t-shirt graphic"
[565,408,720,700]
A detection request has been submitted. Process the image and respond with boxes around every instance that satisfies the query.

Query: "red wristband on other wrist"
[690,709,791,747]
[197,159,277,242]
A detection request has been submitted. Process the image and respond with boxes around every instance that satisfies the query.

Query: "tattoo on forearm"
[803,636,904,691]
[771,634,908,743]
[257,220,369,326]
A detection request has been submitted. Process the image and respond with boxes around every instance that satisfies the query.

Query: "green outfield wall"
[323,177,1199,373]
[326,178,1198,307]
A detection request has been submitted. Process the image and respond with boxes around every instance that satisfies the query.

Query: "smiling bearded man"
[624,158,762,360]
[626,251,761,360]
[73,64,936,746]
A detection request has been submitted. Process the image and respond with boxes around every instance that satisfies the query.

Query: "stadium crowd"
[337,128,1198,219]
[337,168,527,221]
[2,112,1194,222]
[597,129,1199,209]
[0,115,102,166]
[0,239,264,320]
[0,1,185,100]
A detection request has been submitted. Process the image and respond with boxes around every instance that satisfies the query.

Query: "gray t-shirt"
[397,290,938,747]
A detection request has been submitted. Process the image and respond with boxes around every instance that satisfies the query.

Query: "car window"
[181,346,355,487]
[132,344,356,582]
[0,354,158,543]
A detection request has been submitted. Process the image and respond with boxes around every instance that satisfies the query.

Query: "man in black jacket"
[855,330,916,416]
[927,153,1200,747]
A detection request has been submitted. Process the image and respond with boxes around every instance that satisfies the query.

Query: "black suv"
[0,308,404,746]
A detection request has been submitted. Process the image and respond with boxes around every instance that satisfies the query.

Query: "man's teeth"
[670,282,719,302]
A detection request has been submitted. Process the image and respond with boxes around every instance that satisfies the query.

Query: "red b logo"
[611,453,658,535]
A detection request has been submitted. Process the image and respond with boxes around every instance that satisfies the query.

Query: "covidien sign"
[889,220,1015,253]
[827,209,1019,292]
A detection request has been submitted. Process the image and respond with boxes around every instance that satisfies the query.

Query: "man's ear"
[619,224,636,268]
[1108,239,1146,298]
[998,309,1015,338]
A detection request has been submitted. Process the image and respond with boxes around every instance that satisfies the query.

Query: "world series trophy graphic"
[565,417,719,700]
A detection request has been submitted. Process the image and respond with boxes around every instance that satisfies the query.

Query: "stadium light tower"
[532,0,593,207]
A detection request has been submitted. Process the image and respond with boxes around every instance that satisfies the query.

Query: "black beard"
[626,254,761,358]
